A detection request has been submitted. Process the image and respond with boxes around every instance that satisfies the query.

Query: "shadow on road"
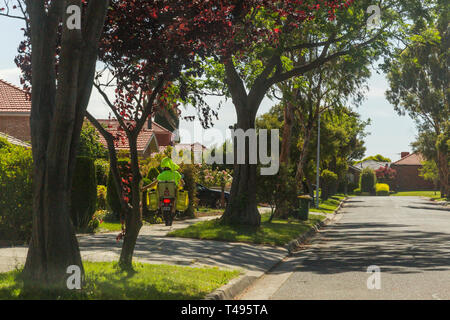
[404,205,450,212]
[285,221,450,275]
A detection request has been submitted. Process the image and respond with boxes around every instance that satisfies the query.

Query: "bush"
[0,138,33,241]
[360,168,376,193]
[179,164,198,218]
[320,169,338,200]
[348,182,359,194]
[376,183,390,196]
[354,188,362,195]
[256,164,298,220]
[146,166,160,181]
[97,185,107,210]
[106,159,131,220]
[95,159,109,186]
[70,156,97,230]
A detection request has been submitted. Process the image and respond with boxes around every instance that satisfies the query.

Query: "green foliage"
[419,160,440,190]
[0,138,33,241]
[257,164,298,220]
[70,157,97,231]
[376,183,390,196]
[97,185,107,210]
[179,164,198,217]
[146,166,160,181]
[355,154,392,164]
[106,158,131,220]
[360,168,377,193]
[320,169,338,200]
[94,159,109,186]
[78,122,106,159]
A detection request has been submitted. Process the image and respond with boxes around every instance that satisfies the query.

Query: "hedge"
[70,156,97,230]
[0,138,33,241]
[375,183,390,196]
[360,168,377,193]
[320,169,338,200]
[95,159,109,186]
[106,158,132,220]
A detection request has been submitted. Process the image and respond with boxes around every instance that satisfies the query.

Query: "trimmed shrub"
[320,169,338,200]
[360,168,377,193]
[179,164,198,218]
[106,158,131,220]
[97,185,107,210]
[348,182,359,194]
[70,156,97,230]
[0,138,33,241]
[146,166,160,182]
[376,183,390,196]
[95,159,109,186]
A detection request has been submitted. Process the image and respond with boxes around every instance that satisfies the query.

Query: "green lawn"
[0,261,240,300]
[97,221,123,232]
[310,194,347,214]
[391,191,447,201]
[167,213,326,246]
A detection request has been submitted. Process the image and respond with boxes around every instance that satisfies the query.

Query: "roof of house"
[391,152,425,166]
[354,160,390,171]
[0,79,31,114]
[96,119,159,153]
[0,132,31,148]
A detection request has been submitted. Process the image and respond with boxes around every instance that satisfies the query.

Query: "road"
[239,196,450,300]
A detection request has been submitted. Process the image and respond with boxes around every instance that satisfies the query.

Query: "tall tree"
[2,0,110,287]
[89,0,235,269]
[197,0,416,226]
[384,0,449,197]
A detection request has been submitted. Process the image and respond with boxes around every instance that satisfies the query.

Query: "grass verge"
[391,191,447,201]
[167,213,326,246]
[0,261,240,300]
[310,194,347,214]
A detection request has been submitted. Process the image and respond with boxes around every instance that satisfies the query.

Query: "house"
[390,152,435,191]
[347,165,362,185]
[0,79,31,142]
[0,78,174,158]
[95,119,174,158]
[0,132,31,148]
[173,142,207,163]
[354,159,391,171]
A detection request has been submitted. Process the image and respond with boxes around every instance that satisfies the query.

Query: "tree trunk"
[221,109,260,227]
[295,126,313,186]
[280,102,294,165]
[437,150,449,198]
[118,135,143,269]
[220,61,262,227]
[22,0,109,288]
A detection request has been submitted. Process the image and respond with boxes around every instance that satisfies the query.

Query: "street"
[240,196,450,300]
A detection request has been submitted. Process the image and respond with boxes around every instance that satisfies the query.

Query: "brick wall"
[391,165,435,191]
[0,115,31,142]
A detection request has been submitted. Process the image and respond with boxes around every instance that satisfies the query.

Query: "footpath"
[0,204,346,299]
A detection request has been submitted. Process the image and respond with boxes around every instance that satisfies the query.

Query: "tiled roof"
[391,153,425,166]
[0,79,31,113]
[0,132,31,148]
[355,160,390,170]
[96,119,158,153]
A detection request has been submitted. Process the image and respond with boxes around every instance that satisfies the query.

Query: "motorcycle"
[147,181,189,226]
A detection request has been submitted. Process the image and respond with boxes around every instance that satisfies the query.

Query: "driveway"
[240,196,450,300]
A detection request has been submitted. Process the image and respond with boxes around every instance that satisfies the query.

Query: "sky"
[0,15,419,163]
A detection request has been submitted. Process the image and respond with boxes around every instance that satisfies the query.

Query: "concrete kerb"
[204,197,349,300]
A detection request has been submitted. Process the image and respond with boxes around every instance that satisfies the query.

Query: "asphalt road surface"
[240,196,450,300]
